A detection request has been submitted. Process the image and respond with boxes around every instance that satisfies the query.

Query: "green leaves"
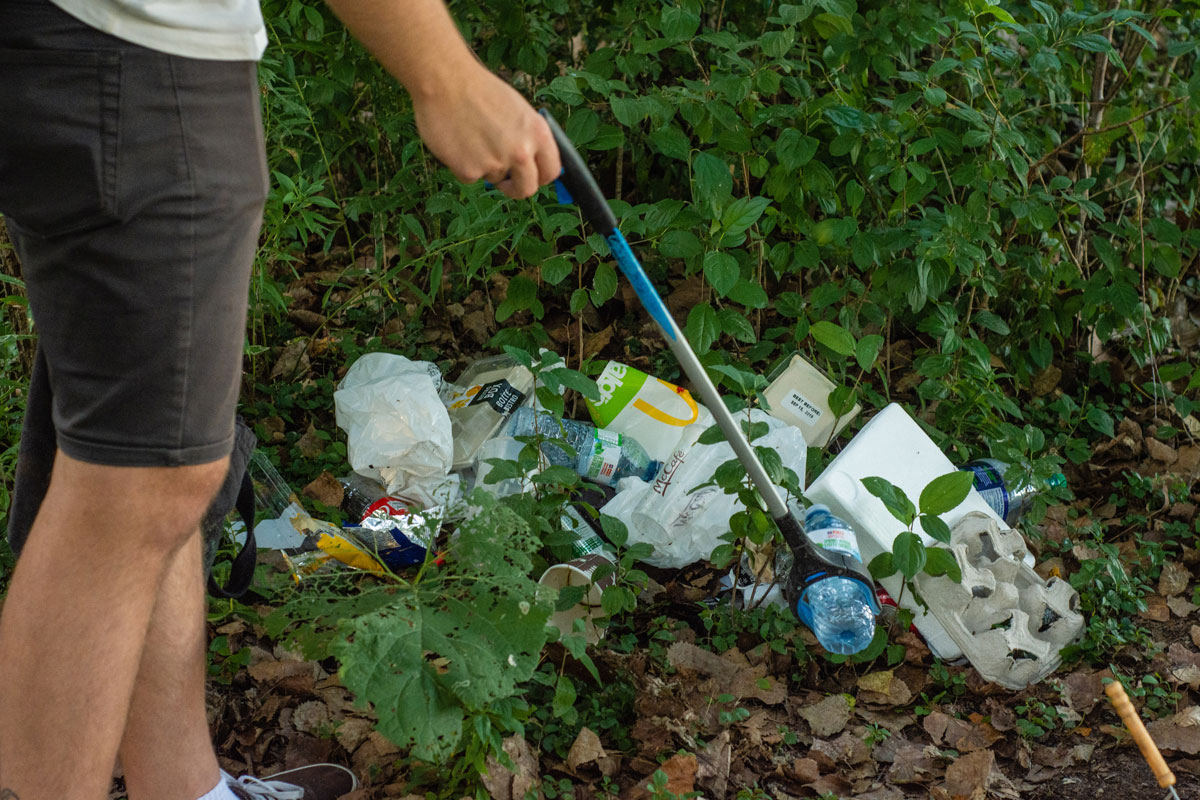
[862,476,916,527]
[809,320,856,357]
[775,130,819,170]
[332,496,553,764]
[918,471,974,517]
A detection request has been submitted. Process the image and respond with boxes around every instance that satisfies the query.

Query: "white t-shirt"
[50,0,267,61]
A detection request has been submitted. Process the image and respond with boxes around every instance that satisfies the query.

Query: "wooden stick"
[1105,680,1177,791]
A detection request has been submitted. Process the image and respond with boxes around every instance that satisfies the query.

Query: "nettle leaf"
[918,470,974,516]
[861,476,917,526]
[923,547,962,582]
[892,531,927,579]
[809,320,856,356]
[704,251,740,297]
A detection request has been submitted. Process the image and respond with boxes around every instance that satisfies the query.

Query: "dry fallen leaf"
[1160,560,1193,597]
[566,727,606,772]
[302,470,343,508]
[943,748,993,799]
[799,693,853,738]
[482,735,538,800]
[1138,593,1171,622]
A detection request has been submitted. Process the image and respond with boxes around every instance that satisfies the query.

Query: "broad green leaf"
[812,11,853,37]
[861,476,917,526]
[855,334,884,371]
[828,385,857,417]
[728,278,769,308]
[761,29,795,58]
[717,308,757,343]
[919,514,952,544]
[918,470,975,516]
[659,229,703,259]
[1085,407,1116,437]
[721,195,771,238]
[686,302,720,352]
[922,547,962,582]
[541,255,573,286]
[980,4,1016,23]
[892,532,927,579]
[661,5,701,40]
[650,124,692,161]
[692,151,733,215]
[776,130,820,170]
[869,551,897,580]
[591,262,618,304]
[704,251,740,297]
[809,320,856,356]
[697,423,726,445]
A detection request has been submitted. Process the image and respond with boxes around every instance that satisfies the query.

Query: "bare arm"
[323,0,560,198]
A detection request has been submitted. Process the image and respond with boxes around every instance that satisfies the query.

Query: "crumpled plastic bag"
[602,410,807,568]
[333,353,454,507]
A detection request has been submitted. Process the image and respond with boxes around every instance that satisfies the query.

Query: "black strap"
[207,469,258,599]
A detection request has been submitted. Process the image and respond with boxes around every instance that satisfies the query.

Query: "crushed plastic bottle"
[506,407,661,487]
[960,458,1066,527]
[793,504,877,655]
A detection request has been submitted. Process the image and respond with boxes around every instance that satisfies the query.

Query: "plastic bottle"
[959,458,1067,527]
[793,504,877,655]
[506,407,662,487]
[339,472,415,523]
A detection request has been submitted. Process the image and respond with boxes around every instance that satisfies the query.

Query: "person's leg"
[117,527,222,800]
[0,452,228,800]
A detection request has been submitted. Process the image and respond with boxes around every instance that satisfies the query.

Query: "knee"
[49,453,233,554]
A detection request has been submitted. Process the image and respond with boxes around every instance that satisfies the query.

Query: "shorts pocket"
[0,48,121,238]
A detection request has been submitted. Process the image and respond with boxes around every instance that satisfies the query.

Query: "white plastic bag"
[603,410,807,568]
[333,353,454,507]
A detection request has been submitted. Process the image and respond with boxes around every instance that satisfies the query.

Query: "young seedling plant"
[862,471,973,608]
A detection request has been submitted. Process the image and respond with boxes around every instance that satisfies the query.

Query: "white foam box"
[805,403,1009,661]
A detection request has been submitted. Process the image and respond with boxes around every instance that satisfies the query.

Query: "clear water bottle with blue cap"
[506,407,661,487]
[793,504,878,655]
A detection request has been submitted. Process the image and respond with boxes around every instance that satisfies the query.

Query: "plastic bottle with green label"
[506,407,661,487]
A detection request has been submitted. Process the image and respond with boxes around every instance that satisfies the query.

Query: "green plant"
[1014,697,1061,739]
[863,722,893,747]
[861,472,972,606]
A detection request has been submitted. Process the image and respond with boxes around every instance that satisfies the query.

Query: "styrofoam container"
[805,403,1012,661]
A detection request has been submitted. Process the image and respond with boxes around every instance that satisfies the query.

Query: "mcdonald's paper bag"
[586,361,713,462]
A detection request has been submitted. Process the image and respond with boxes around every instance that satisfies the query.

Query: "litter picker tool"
[539,109,876,609]
[1105,680,1181,800]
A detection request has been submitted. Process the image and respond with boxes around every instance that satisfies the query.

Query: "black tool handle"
[540,109,618,236]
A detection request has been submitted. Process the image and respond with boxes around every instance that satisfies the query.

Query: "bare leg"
[0,452,227,800]
[118,529,222,800]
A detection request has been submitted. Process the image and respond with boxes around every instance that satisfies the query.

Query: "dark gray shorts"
[1,0,268,553]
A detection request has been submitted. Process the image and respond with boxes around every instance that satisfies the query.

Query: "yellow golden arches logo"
[632,380,699,426]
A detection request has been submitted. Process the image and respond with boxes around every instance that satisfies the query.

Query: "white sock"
[195,773,241,800]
